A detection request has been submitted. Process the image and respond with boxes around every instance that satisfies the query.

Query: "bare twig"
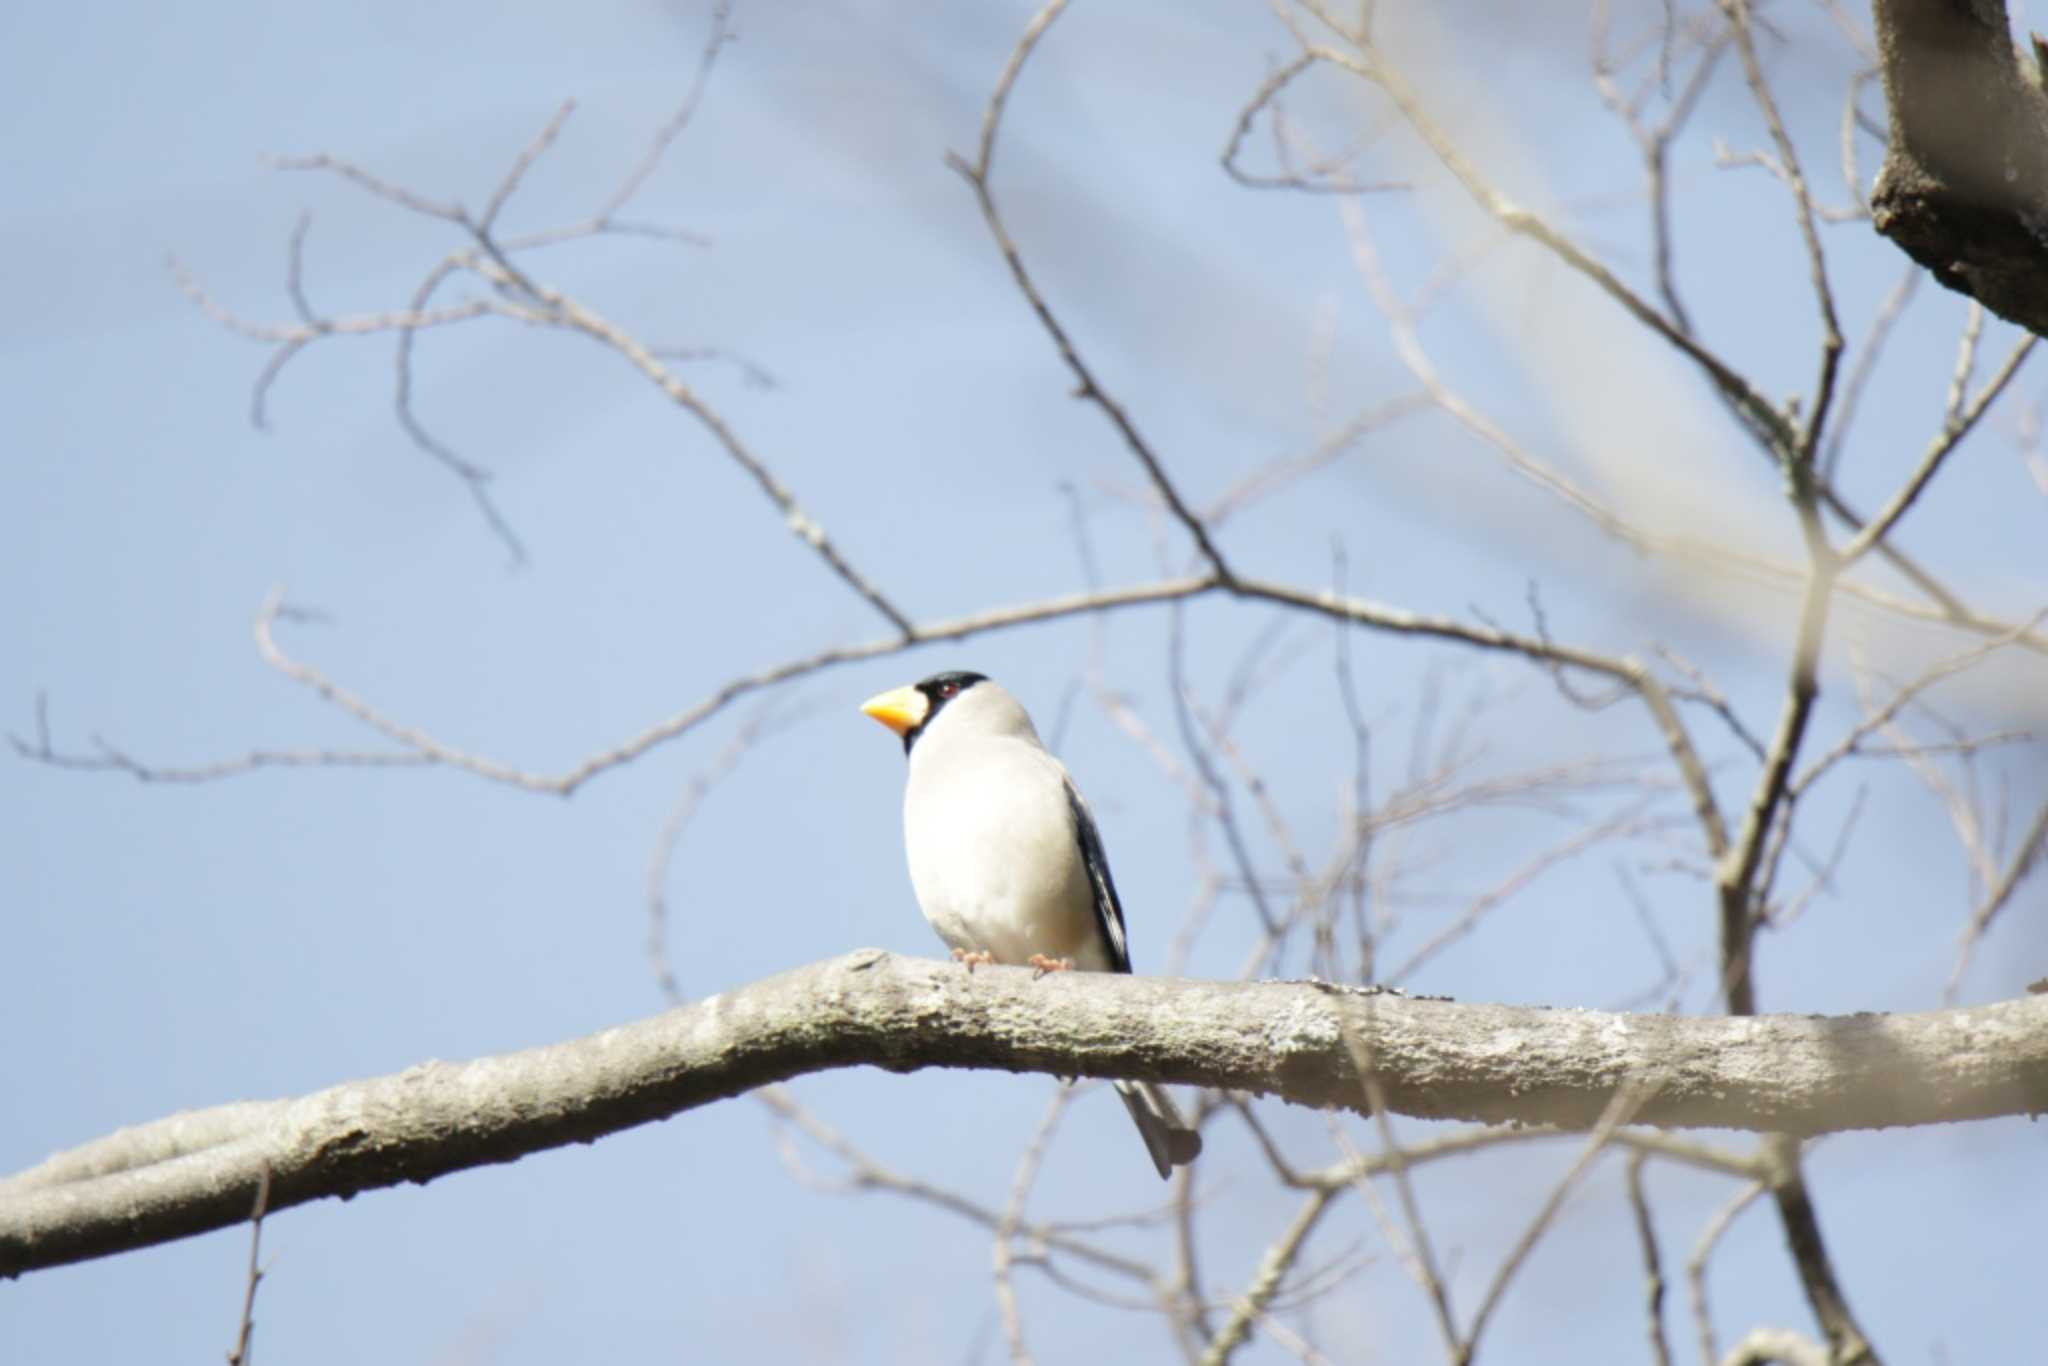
[1461,1076,1661,1360]
[1760,1136,1876,1364]
[1303,32,1794,456]
[1203,394,1430,528]
[1199,1187,1338,1366]
[1819,265,1919,482]
[1838,331,2036,567]
[1168,603,1285,946]
[1654,644,1768,762]
[1792,610,2048,799]
[1687,1178,1768,1366]
[1947,798,2048,1000]
[1386,795,1675,985]
[1722,0,1843,470]
[1624,1152,1676,1366]
[1715,545,1835,1016]
[1331,1006,1461,1360]
[1768,783,1866,929]
[993,1090,1074,1365]
[173,3,736,566]
[479,99,577,232]
[223,1164,272,1366]
[647,701,800,1006]
[948,0,1234,585]
[754,1083,1155,1286]
[1591,3,1730,338]
[1221,51,1406,195]
[596,0,736,222]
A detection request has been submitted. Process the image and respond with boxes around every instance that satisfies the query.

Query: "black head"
[903,671,987,753]
[861,671,994,755]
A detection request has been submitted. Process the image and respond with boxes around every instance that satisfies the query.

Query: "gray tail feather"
[1113,1080,1203,1180]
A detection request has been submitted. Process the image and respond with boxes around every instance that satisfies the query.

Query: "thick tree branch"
[1870,0,2048,333]
[6,952,2045,1279]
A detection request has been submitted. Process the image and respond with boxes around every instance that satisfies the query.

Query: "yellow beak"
[860,685,929,737]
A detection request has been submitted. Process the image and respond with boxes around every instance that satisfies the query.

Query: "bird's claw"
[951,948,997,972]
[1028,954,1074,978]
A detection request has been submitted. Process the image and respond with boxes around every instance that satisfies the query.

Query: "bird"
[860,670,1201,1179]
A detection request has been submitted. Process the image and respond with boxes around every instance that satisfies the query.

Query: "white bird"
[861,671,1201,1179]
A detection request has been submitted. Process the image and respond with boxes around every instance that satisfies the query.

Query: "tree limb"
[6,952,2045,1279]
[1869,0,2048,334]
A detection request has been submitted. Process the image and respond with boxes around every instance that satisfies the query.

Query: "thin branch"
[229,579,1209,793]
[1714,544,1835,1016]
[1591,4,1731,339]
[1819,265,1919,483]
[267,152,463,220]
[1722,0,1844,484]
[1792,609,2048,798]
[1220,51,1406,195]
[1202,394,1430,528]
[1386,795,1674,985]
[479,99,577,232]
[949,0,1235,585]
[1461,1076,1660,1360]
[1332,152,1670,554]
[1944,303,1987,434]
[469,261,913,631]
[1947,798,2048,1000]
[1687,1179,1768,1366]
[1654,644,1768,762]
[1304,35,1794,457]
[596,0,736,220]
[5,733,432,783]
[170,258,496,349]
[993,1090,1073,1366]
[1865,667,2004,901]
[1837,331,2037,567]
[1238,578,1731,864]
[1158,1160,1211,1361]
[1711,0,1844,468]
[1625,1152,1676,1366]
[646,701,797,1006]
[1170,606,1285,942]
[1769,783,1866,929]
[1199,1188,1338,1366]
[1760,1135,1877,1364]
[180,7,734,566]
[1331,1016,1461,1361]
[755,1083,1155,1286]
[223,1164,271,1366]
[402,285,537,563]
[30,573,1725,830]
[282,210,317,323]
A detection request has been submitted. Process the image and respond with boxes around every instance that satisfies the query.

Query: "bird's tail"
[1113,1080,1203,1180]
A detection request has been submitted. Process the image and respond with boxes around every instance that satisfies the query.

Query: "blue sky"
[7,2,2045,1362]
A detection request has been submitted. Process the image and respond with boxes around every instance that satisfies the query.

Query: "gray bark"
[4,950,2045,1277]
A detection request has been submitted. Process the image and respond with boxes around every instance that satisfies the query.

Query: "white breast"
[903,729,1115,972]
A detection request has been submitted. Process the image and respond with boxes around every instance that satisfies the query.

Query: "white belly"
[903,738,1116,973]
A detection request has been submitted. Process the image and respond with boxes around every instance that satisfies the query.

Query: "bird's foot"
[1028,954,1074,978]
[951,948,997,972]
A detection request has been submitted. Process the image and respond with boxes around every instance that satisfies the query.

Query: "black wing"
[1064,778,1132,974]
